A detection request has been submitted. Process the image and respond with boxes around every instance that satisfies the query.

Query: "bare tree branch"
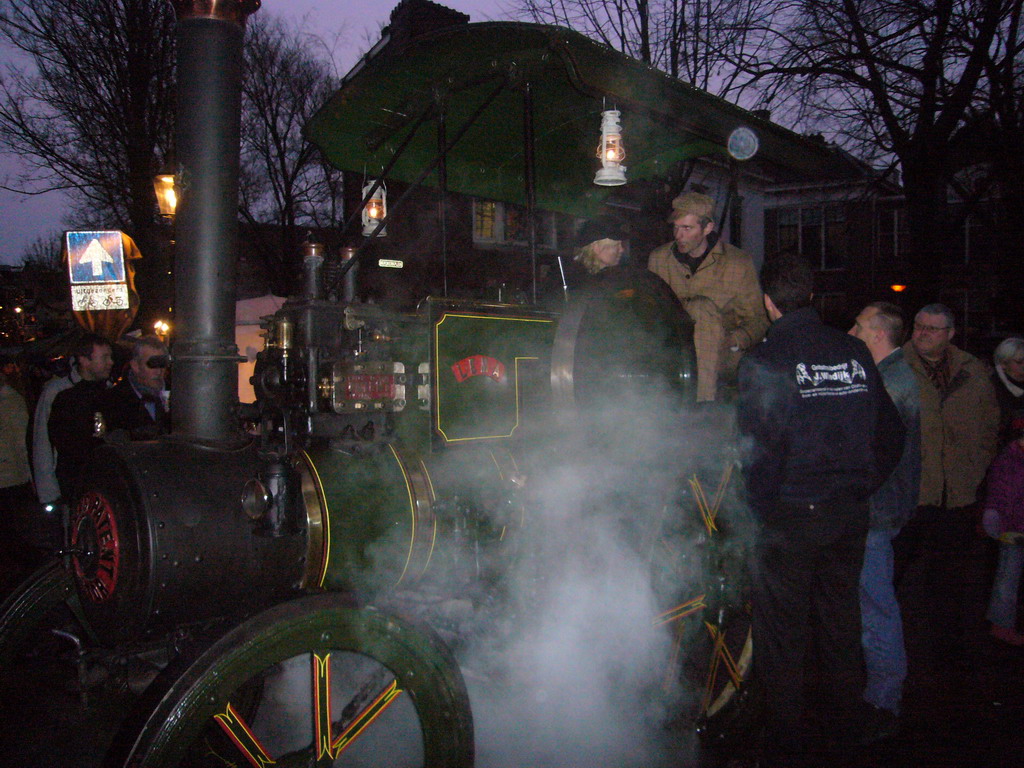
[0,0,175,235]
[239,13,345,294]
[509,0,775,95]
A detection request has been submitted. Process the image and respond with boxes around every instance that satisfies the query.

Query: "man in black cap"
[573,214,628,276]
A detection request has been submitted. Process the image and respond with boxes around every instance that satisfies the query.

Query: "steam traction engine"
[0,266,752,767]
[0,259,753,766]
[0,2,756,765]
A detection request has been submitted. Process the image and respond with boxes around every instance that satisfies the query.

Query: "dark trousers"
[751,506,868,763]
[0,482,47,596]
[893,504,980,657]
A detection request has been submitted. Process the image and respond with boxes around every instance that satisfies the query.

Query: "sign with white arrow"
[65,231,130,311]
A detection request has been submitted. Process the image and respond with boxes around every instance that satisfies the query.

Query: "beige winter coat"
[0,383,31,489]
[902,341,999,508]
[648,238,767,401]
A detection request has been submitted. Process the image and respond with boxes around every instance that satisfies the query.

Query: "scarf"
[673,231,719,275]
[129,372,165,420]
[919,351,951,393]
[997,365,1024,398]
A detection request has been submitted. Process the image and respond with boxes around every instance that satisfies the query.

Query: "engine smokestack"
[169,0,260,445]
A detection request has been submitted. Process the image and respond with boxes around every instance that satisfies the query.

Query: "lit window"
[474,200,497,241]
[472,199,557,249]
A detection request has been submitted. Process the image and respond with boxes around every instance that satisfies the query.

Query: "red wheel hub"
[71,491,121,603]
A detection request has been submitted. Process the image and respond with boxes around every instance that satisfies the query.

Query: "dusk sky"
[0,0,506,265]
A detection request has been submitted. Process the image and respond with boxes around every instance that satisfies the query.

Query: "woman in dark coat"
[573,214,628,277]
[993,337,1024,447]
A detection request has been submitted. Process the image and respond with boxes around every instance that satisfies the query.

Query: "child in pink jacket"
[983,417,1024,645]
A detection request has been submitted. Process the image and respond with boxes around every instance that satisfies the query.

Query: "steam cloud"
[449,396,735,768]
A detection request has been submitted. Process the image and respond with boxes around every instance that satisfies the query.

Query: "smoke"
[465,503,686,765]
[301,286,756,767]
[448,395,725,768]
[309,374,754,768]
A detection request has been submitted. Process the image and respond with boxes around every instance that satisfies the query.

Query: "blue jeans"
[860,527,906,714]
[987,541,1024,629]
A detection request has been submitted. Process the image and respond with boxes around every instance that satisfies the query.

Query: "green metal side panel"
[308,444,416,595]
[430,301,556,445]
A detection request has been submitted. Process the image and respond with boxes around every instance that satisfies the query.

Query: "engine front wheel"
[119,593,474,768]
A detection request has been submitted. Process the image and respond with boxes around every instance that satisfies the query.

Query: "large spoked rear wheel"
[120,594,474,768]
[0,557,75,668]
[0,557,141,763]
[686,606,755,740]
[649,449,758,746]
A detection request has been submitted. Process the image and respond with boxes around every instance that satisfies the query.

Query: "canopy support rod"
[523,80,538,304]
[437,102,449,298]
[326,77,509,297]
[337,106,435,245]
[719,160,738,235]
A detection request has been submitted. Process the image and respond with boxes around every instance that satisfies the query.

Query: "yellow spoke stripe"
[702,620,743,712]
[652,594,707,626]
[214,702,276,767]
[712,462,734,512]
[311,653,405,760]
[332,679,404,756]
[689,462,736,535]
[689,476,717,534]
[313,653,333,760]
[662,618,688,691]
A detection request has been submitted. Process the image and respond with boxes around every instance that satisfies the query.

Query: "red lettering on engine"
[452,355,506,383]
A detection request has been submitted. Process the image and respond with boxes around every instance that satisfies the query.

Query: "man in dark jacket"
[48,335,114,500]
[849,301,921,735]
[737,254,904,766]
[100,335,169,439]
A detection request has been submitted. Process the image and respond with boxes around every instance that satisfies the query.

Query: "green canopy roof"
[306,22,835,217]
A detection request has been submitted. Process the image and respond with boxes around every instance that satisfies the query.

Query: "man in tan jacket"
[897,302,999,660]
[648,192,767,401]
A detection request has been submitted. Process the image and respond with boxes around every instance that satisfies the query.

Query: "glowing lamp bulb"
[600,134,624,163]
[153,172,178,217]
[361,179,387,237]
[890,284,907,293]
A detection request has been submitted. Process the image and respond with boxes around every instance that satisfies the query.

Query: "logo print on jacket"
[794,359,868,398]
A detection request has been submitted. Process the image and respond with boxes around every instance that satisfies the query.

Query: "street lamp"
[153,173,178,219]
[154,319,171,342]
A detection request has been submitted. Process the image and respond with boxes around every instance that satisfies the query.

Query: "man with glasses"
[100,335,170,439]
[897,303,999,661]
